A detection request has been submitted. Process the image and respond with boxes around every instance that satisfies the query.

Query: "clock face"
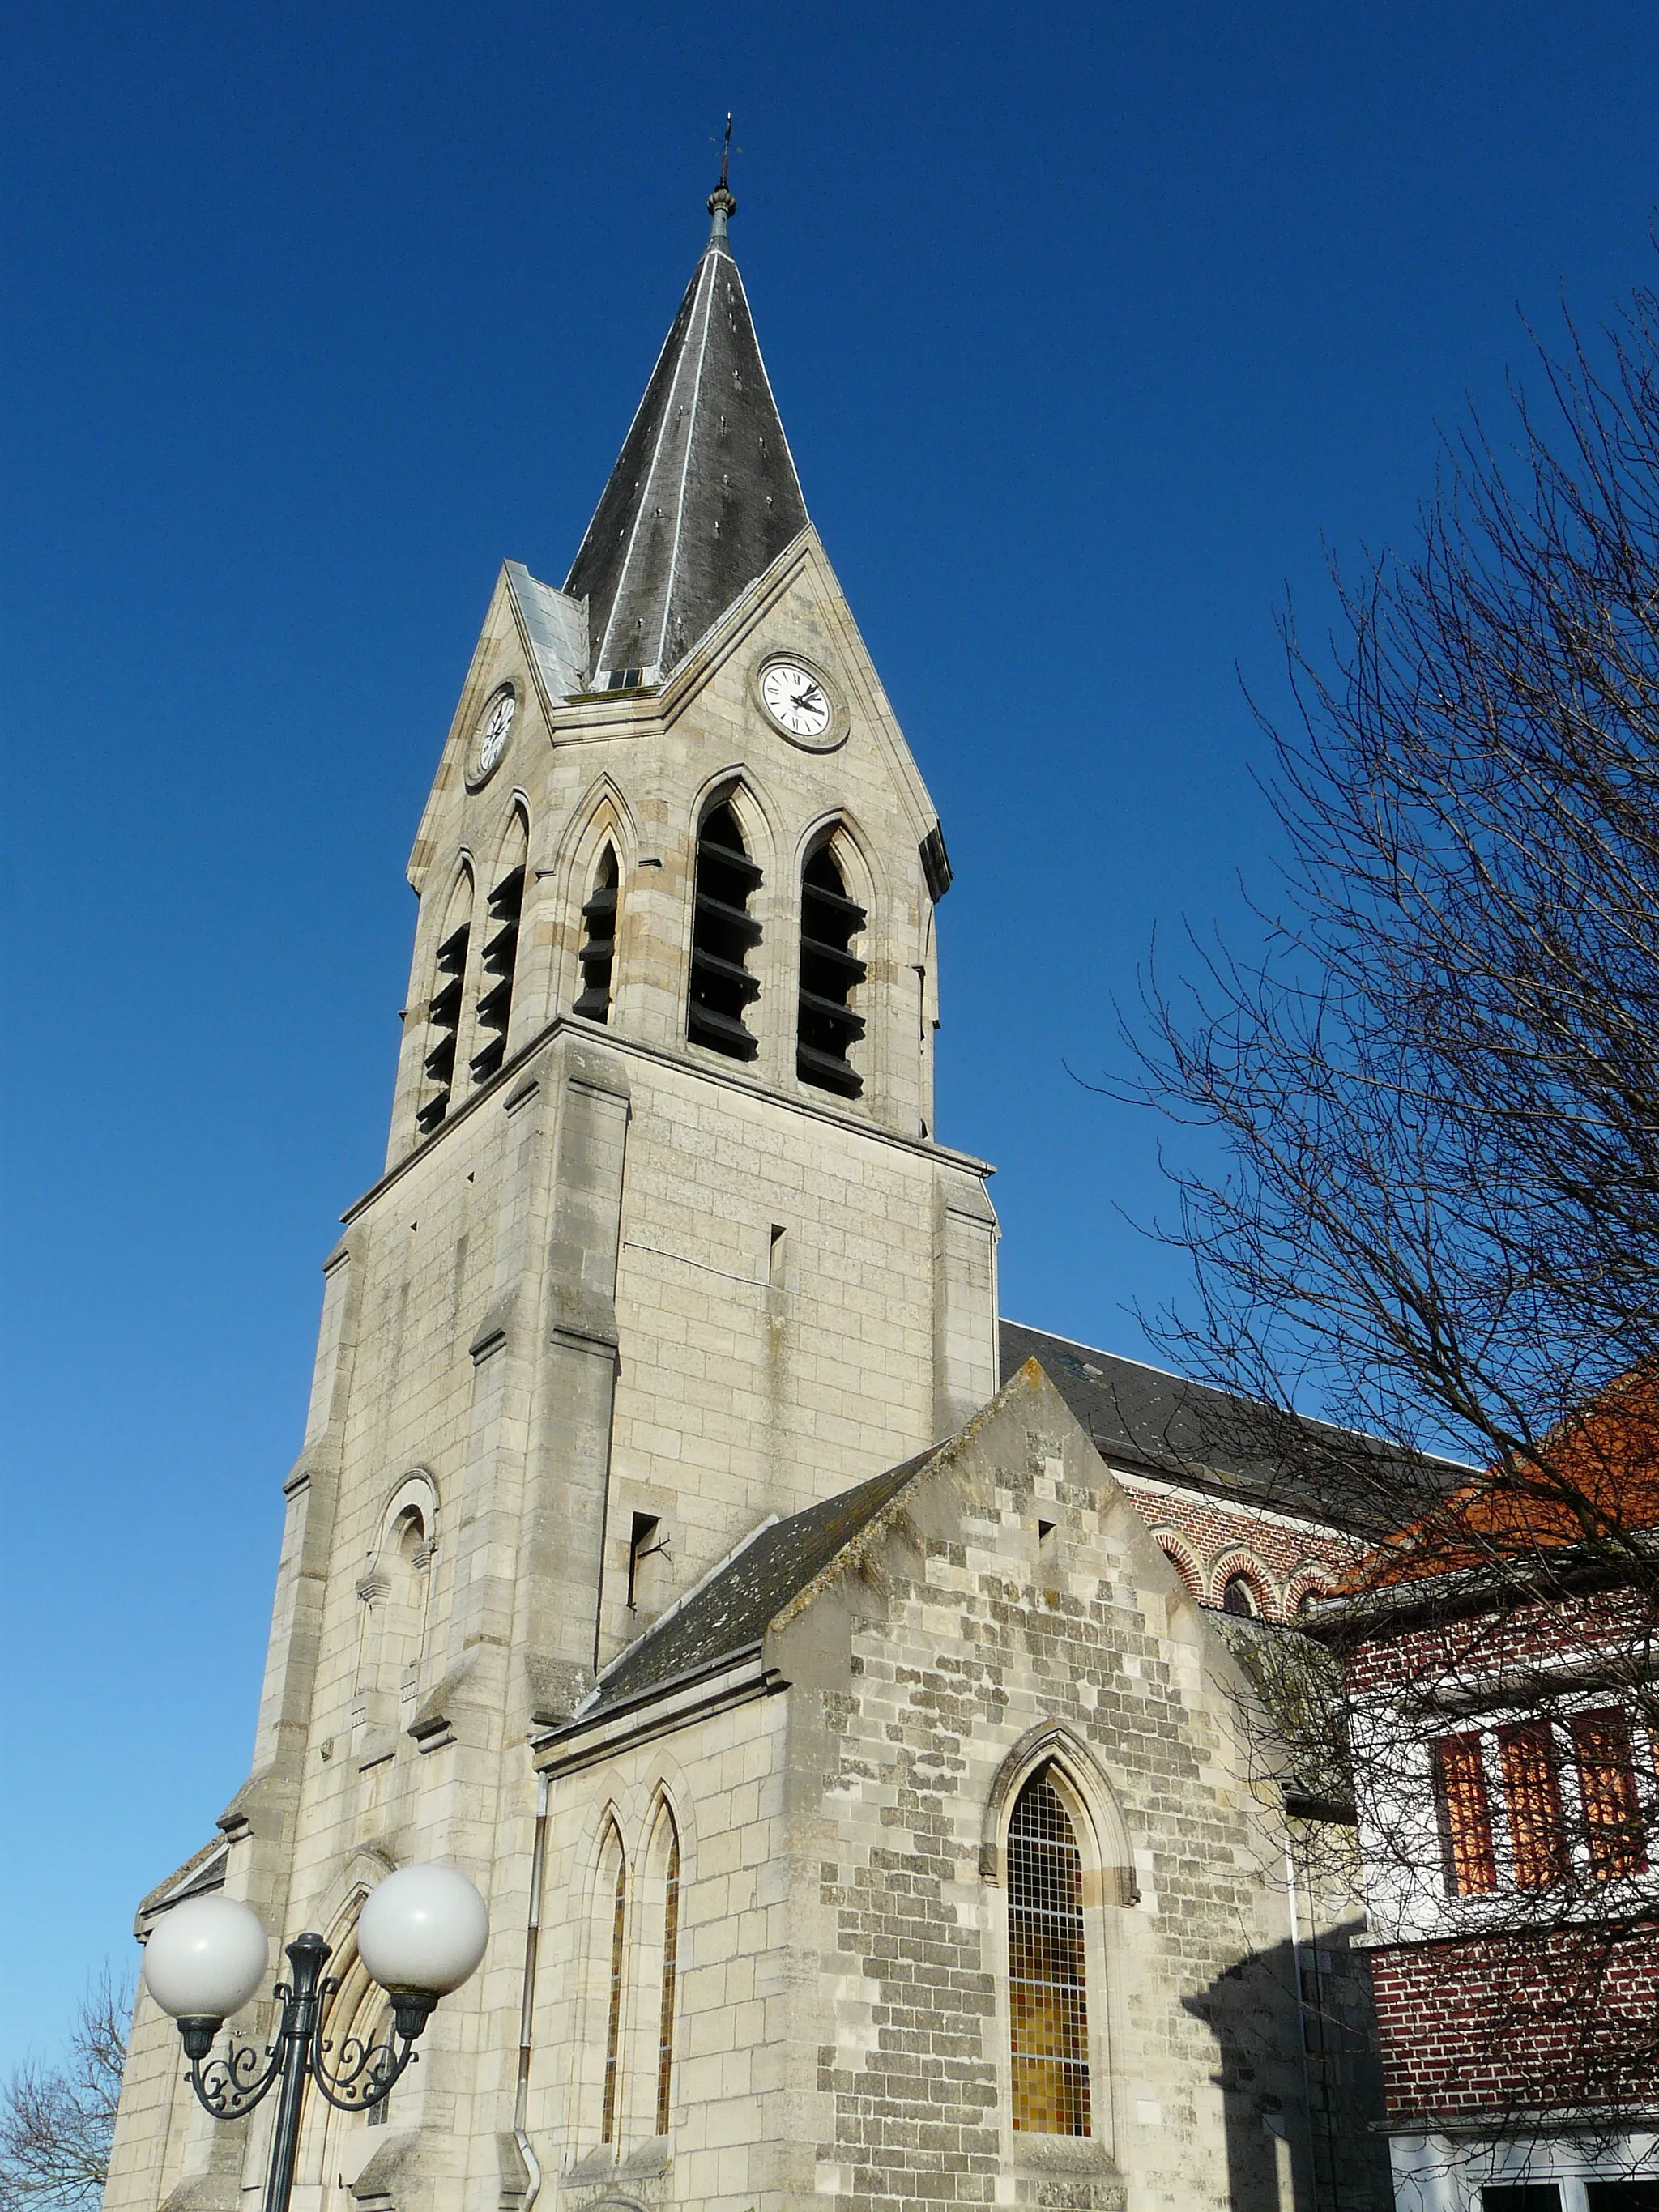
[469,688,516,784]
[759,660,834,742]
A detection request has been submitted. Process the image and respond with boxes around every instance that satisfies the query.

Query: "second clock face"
[760,660,834,742]
[469,688,517,784]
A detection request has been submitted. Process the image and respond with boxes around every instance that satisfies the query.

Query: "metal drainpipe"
[514,1771,551,2212]
[1284,1827,1320,2209]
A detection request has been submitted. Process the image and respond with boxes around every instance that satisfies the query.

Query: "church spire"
[564,140,809,685]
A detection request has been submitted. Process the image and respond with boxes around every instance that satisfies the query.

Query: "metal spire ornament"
[707,112,737,243]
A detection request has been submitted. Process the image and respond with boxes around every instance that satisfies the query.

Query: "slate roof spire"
[565,139,810,684]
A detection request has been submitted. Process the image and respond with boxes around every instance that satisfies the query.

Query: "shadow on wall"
[1183,1919,1392,2212]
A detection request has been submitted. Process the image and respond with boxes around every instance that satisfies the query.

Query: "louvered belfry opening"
[796,842,867,1097]
[417,877,472,1135]
[574,846,619,1021]
[688,799,762,1059]
[470,853,525,1083]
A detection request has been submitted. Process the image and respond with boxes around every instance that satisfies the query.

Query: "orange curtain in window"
[1435,1733,1498,1894]
[1572,1709,1647,1882]
[1499,1721,1569,1889]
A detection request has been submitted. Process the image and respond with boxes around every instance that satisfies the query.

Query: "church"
[104,168,1392,2212]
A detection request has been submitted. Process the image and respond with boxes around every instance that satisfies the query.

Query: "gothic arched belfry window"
[471,808,527,1083]
[796,838,867,1097]
[688,797,762,1059]
[1007,1768,1092,2135]
[574,845,620,1021]
[419,867,473,1134]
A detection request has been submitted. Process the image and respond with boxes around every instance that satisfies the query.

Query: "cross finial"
[707,112,737,244]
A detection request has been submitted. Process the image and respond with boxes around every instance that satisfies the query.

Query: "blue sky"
[6,0,1659,2069]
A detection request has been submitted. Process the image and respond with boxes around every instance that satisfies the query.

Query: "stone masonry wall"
[775,1370,1393,2212]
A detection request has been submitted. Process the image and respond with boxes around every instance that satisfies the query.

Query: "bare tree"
[0,1975,129,2212]
[1120,271,1659,2162]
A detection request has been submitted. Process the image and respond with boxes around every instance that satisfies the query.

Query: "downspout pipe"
[514,1771,550,2212]
[1284,1827,1318,2208]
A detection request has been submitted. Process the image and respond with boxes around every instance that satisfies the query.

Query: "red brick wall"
[1119,1481,1360,1617]
[1344,1585,1646,1696]
[1368,1921,1659,2125]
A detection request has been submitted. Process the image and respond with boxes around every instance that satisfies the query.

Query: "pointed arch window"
[796,840,867,1097]
[472,812,527,1084]
[652,1809,681,2137]
[688,799,761,1059]
[418,869,473,1134]
[574,846,620,1022]
[1008,1768,1092,2136]
[599,1826,627,2146]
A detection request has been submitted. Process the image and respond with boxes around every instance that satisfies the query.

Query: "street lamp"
[143,1865,488,2212]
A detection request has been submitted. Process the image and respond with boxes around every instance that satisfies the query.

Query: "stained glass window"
[1008,1770,1091,2135]
[599,1835,626,2145]
[655,1823,680,2137]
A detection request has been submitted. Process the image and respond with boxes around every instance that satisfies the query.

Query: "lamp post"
[143,1865,489,2212]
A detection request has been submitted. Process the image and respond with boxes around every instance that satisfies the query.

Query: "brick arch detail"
[1284,1565,1338,1616]
[1209,1549,1280,1620]
[1150,1529,1205,1601]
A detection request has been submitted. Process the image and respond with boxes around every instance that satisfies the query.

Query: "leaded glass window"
[1008,1770,1091,2135]
[599,1835,626,2144]
[655,1822,680,2136]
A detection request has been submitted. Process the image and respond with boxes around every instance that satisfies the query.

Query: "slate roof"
[505,560,587,700]
[557,1447,937,1731]
[1001,1319,1417,1532]
[564,192,809,684]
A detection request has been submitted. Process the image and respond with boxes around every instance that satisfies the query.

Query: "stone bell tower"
[106,167,999,2212]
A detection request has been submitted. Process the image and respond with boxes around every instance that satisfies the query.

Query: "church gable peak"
[564,177,809,689]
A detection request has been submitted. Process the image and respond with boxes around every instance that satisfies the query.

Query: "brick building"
[1309,1413,1659,2212]
[105,174,1389,2212]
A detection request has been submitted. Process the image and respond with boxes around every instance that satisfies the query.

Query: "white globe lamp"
[356,1865,488,2033]
[143,1896,270,2027]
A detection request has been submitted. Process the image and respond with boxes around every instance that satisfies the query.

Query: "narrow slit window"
[599,1835,626,2146]
[1435,1733,1498,1895]
[796,843,867,1097]
[688,799,762,1060]
[1007,1769,1091,2137]
[627,1512,666,1611]
[575,846,620,1022]
[471,823,527,1082]
[1499,1721,1569,1890]
[417,876,472,1135]
[655,1822,680,2137]
[1572,1709,1647,1882]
